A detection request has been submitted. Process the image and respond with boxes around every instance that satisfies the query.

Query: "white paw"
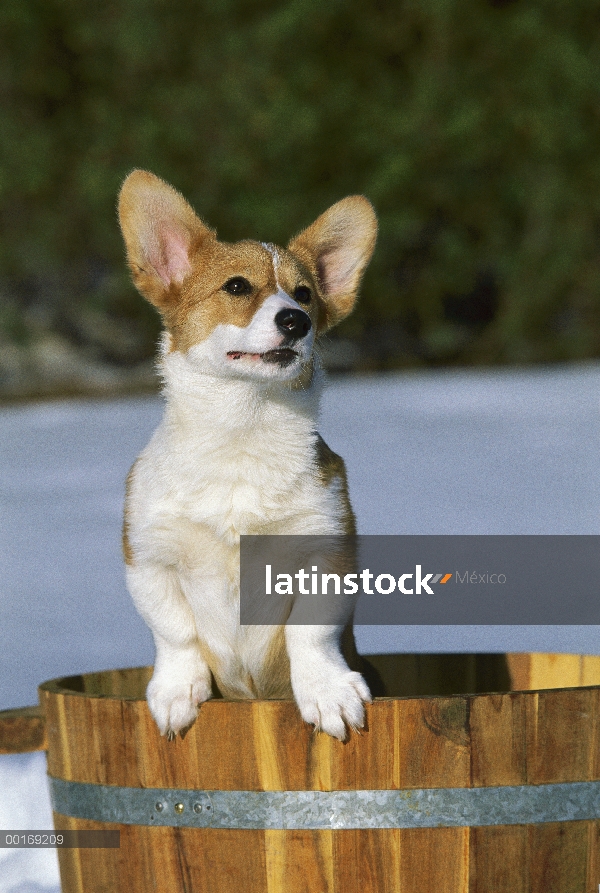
[293,667,372,741]
[147,670,212,737]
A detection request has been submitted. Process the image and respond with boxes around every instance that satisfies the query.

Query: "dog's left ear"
[288,196,377,330]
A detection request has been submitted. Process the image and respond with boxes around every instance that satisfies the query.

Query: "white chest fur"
[125,353,351,704]
[128,352,343,551]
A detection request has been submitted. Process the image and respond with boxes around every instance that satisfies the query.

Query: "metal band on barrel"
[49,776,600,829]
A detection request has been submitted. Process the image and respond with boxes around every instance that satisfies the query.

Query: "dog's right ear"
[118,170,215,311]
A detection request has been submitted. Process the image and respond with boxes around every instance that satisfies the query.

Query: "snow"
[0,754,59,893]
[1,364,599,890]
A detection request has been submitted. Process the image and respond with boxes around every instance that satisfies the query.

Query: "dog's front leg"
[285,624,371,740]
[126,563,212,737]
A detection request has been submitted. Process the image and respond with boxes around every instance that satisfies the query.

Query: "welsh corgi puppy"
[119,170,377,740]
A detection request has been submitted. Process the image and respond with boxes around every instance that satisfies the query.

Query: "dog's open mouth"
[227,349,298,367]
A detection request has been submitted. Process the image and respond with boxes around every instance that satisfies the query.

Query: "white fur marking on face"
[261,243,281,289]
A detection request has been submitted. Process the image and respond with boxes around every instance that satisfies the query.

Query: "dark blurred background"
[2,0,600,397]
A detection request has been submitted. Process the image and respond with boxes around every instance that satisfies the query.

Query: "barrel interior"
[42,651,600,701]
[43,665,153,700]
[45,653,506,701]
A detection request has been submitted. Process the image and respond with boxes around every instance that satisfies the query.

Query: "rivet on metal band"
[49,776,600,830]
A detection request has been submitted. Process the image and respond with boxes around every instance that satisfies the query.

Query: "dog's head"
[118,170,377,382]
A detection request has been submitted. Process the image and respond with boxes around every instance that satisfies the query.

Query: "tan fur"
[119,173,323,349]
[166,242,322,354]
[252,625,291,699]
[315,434,356,536]
[118,170,377,350]
[122,461,137,567]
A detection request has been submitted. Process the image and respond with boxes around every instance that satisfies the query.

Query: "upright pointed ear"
[118,170,215,311]
[288,196,377,330]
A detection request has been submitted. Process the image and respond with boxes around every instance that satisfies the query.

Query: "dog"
[119,170,377,740]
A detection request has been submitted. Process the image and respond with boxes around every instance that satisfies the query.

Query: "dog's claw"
[166,729,175,742]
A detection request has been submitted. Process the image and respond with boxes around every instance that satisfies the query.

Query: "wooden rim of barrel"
[2,651,600,757]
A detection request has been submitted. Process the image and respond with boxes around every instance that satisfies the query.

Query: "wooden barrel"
[27,654,600,892]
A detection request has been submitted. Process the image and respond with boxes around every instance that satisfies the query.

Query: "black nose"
[275,308,312,340]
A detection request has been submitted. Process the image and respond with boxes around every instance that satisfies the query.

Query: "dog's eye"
[222,277,252,296]
[294,286,311,304]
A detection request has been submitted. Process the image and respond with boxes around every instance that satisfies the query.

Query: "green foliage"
[2,0,600,366]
